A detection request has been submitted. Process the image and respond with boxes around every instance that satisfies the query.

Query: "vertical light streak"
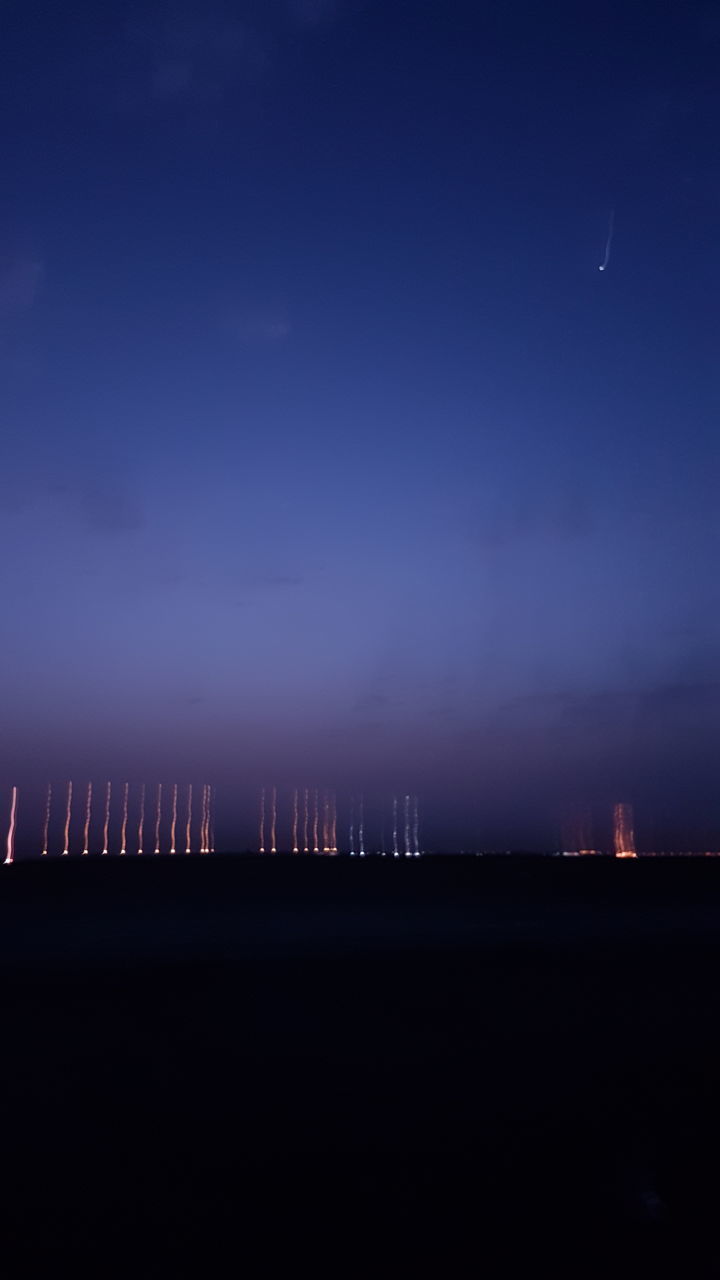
[82,781,92,855]
[404,794,411,856]
[170,784,178,854]
[259,787,266,854]
[313,789,319,854]
[349,797,355,856]
[4,786,17,865]
[331,792,337,853]
[63,781,73,856]
[185,783,192,854]
[154,783,162,854]
[292,788,299,853]
[413,796,420,856]
[322,791,330,853]
[120,782,128,855]
[392,795,399,857]
[303,787,309,853]
[200,784,208,853]
[358,794,365,857]
[614,802,637,858]
[270,786,277,854]
[42,783,52,856]
[209,786,215,854]
[137,783,145,854]
[102,781,111,855]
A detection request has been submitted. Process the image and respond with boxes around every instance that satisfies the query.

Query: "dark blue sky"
[2,0,719,850]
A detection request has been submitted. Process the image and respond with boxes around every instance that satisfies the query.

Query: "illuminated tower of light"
[102,781,111,855]
[170,783,178,854]
[322,791,330,853]
[120,782,129,855]
[154,783,162,854]
[200,783,208,854]
[404,794,411,857]
[330,791,337,853]
[313,789,319,854]
[292,789,299,853]
[614,803,637,858]
[392,796,399,857]
[349,797,355,856]
[259,787,266,854]
[4,786,17,866]
[185,783,192,854]
[42,783,52,857]
[62,781,73,856]
[270,786,277,854]
[358,794,365,857]
[303,787,309,853]
[82,781,92,855]
[137,783,146,855]
[413,796,420,857]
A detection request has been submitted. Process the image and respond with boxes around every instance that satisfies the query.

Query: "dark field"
[2,856,720,1276]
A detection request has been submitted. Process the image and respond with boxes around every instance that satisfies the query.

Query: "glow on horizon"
[614,802,637,858]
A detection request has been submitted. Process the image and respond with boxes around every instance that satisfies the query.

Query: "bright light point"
[599,265,604,271]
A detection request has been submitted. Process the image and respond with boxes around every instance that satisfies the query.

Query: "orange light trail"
[259,787,265,853]
[120,782,128,855]
[154,783,162,854]
[270,786,277,854]
[303,787,309,853]
[102,781,111,855]
[4,786,17,866]
[137,783,145,854]
[82,781,92,855]
[42,783,51,856]
[292,788,299,853]
[185,783,192,854]
[313,789,319,853]
[614,802,637,858]
[63,781,72,856]
[170,783,177,854]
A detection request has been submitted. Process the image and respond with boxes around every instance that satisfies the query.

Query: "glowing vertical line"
[42,783,52,856]
[331,792,337,853]
[170,784,177,854]
[313,789,319,853]
[259,787,266,854]
[4,786,17,865]
[322,791,329,853]
[154,783,162,854]
[270,786,277,854]
[292,788,299,853]
[102,781,111,855]
[199,784,207,853]
[413,795,420,856]
[404,794,411,857]
[209,786,215,854]
[359,794,365,857]
[63,781,73,856]
[82,781,92,855]
[137,783,145,854]
[120,782,128,855]
[303,787,309,853]
[349,796,355,856]
[392,795,399,857]
[185,784,192,854]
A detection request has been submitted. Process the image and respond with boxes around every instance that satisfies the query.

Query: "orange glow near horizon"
[614,802,637,858]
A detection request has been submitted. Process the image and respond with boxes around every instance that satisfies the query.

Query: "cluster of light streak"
[3,782,215,861]
[257,789,422,856]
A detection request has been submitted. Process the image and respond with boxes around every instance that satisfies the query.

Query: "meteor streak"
[120,782,128,855]
[42,784,51,856]
[63,781,73,856]
[599,208,614,271]
[4,786,17,865]
[82,782,92,855]
[102,782,111,855]
[154,783,162,854]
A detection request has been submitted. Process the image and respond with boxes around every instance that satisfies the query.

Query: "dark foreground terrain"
[2,855,720,1276]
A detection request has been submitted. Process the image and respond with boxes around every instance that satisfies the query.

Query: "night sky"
[2,0,719,851]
